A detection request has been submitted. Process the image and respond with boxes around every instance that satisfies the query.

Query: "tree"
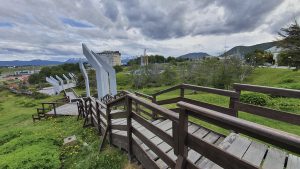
[244,50,274,66]
[278,20,300,70]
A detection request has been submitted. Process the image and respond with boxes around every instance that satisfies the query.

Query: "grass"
[0,89,133,169]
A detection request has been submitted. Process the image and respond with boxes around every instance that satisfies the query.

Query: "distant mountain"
[64,58,86,63]
[178,52,211,60]
[221,41,278,58]
[121,55,137,65]
[0,59,63,67]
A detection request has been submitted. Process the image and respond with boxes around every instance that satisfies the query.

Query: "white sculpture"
[82,43,108,98]
[92,51,117,95]
[55,75,65,91]
[79,61,91,97]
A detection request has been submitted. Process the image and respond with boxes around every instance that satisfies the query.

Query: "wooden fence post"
[230,89,240,117]
[175,108,188,168]
[96,101,102,135]
[152,95,157,120]
[180,86,184,99]
[173,120,179,155]
[107,105,112,145]
[126,96,133,161]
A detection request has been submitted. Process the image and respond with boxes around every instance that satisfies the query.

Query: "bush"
[32,92,49,99]
[240,92,269,106]
[113,65,123,73]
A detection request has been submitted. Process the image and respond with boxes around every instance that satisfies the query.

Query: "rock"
[63,135,77,146]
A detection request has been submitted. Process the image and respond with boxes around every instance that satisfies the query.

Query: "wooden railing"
[78,84,300,169]
[176,101,300,169]
[151,84,239,117]
[233,83,300,125]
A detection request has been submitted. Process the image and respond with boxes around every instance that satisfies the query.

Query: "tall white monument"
[79,61,91,97]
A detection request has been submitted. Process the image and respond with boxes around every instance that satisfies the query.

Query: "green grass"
[0,89,131,169]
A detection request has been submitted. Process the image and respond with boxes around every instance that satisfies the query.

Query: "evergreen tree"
[278,20,300,69]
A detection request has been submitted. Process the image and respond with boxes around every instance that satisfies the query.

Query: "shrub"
[240,92,269,106]
[113,65,123,73]
[32,92,49,99]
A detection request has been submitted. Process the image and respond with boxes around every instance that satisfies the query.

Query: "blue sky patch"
[0,22,13,28]
[61,18,93,28]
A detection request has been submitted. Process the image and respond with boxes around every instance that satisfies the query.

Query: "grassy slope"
[0,90,131,169]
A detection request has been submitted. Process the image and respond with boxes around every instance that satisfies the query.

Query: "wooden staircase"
[76,84,300,169]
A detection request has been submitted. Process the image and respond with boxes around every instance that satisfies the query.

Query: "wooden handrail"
[182,83,239,98]
[152,84,181,96]
[128,94,179,122]
[135,91,153,100]
[233,83,300,98]
[177,101,300,154]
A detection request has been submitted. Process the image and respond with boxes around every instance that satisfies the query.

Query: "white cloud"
[0,0,299,61]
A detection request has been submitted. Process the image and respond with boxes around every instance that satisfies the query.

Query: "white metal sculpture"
[82,43,108,98]
[63,74,70,85]
[46,77,60,94]
[55,75,65,91]
[79,60,91,97]
[92,51,117,95]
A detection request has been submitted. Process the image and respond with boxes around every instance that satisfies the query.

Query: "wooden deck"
[78,84,300,169]
[46,103,78,116]
[107,117,300,169]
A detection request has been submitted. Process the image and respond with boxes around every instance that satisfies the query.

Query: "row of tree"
[130,57,253,89]
[127,55,187,66]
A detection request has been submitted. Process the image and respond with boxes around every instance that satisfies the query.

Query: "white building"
[96,51,121,66]
[265,46,282,66]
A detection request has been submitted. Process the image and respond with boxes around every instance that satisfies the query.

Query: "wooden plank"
[236,102,300,125]
[182,83,239,98]
[182,97,233,116]
[233,83,300,98]
[177,101,300,154]
[156,97,181,105]
[242,141,267,167]
[132,139,160,169]
[286,154,300,169]
[226,135,251,158]
[262,147,286,169]
[128,93,179,122]
[188,133,257,169]
[133,128,176,168]
[132,114,173,146]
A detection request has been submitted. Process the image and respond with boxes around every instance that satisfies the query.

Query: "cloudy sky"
[0,0,299,61]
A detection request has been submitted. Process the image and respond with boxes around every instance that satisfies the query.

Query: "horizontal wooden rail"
[111,125,127,131]
[236,102,300,125]
[132,128,176,168]
[156,97,181,105]
[233,83,300,98]
[132,113,174,147]
[128,94,179,122]
[182,97,233,116]
[177,101,300,154]
[111,110,126,119]
[135,92,153,100]
[152,85,181,96]
[182,84,239,98]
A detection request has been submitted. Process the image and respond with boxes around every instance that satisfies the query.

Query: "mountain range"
[0,41,279,66]
[221,41,278,58]
[178,52,211,59]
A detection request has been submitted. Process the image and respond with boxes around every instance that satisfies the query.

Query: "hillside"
[221,41,278,58]
[0,59,63,67]
[178,52,210,59]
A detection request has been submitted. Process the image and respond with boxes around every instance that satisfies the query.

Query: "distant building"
[96,51,121,66]
[14,70,39,76]
[265,46,282,66]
